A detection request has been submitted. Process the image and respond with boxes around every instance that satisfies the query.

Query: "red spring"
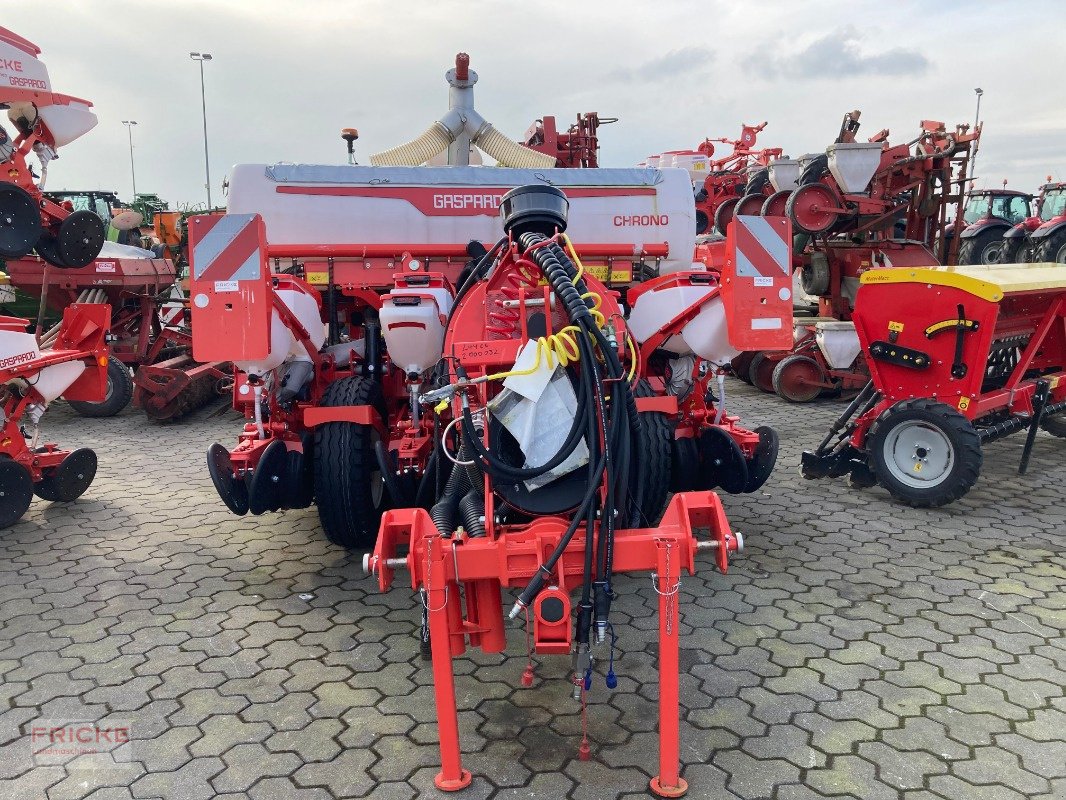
[486,260,542,338]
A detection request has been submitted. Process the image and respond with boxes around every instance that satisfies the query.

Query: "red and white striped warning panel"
[721,215,794,350]
[189,213,272,362]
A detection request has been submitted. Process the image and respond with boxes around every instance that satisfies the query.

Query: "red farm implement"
[0,302,110,527]
[800,262,1066,506]
[4,255,231,420]
[0,26,106,269]
[734,112,980,402]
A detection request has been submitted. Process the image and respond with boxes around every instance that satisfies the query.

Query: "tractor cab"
[961,189,1031,226]
[957,188,1033,264]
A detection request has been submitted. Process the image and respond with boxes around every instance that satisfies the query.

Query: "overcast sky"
[7,0,1064,208]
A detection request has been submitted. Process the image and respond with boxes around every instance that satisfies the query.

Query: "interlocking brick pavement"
[0,380,1063,799]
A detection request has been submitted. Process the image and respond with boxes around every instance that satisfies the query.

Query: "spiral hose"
[370,123,453,166]
[474,124,557,169]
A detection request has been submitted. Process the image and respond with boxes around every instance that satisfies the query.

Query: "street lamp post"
[970,88,984,182]
[122,120,137,198]
[190,52,213,209]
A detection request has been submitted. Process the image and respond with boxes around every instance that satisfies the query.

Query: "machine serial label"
[214,280,239,293]
[96,262,117,273]
[753,276,773,287]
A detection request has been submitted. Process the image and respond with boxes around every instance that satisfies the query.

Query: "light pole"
[970,87,984,182]
[121,120,138,198]
[190,52,213,209]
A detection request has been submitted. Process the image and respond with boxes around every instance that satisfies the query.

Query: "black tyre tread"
[998,237,1028,264]
[868,398,982,508]
[313,376,387,549]
[771,354,825,403]
[957,228,1004,266]
[1034,228,1066,263]
[633,379,672,525]
[1040,412,1066,438]
[68,359,134,417]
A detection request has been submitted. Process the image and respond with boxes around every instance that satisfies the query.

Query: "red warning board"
[721,214,794,351]
[188,213,271,362]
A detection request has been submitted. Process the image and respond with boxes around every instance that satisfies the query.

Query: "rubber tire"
[868,399,982,508]
[772,354,825,403]
[748,352,776,393]
[730,351,756,385]
[999,237,1035,264]
[1040,412,1066,438]
[1034,228,1066,263]
[68,359,134,418]
[0,183,42,259]
[313,376,388,549]
[0,458,34,529]
[632,379,672,525]
[799,256,830,296]
[957,228,1006,265]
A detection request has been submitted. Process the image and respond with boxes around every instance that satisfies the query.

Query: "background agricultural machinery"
[646,121,785,241]
[0,301,109,527]
[0,27,106,270]
[3,252,230,420]
[733,111,980,403]
[999,180,1066,264]
[956,185,1033,265]
[802,262,1066,506]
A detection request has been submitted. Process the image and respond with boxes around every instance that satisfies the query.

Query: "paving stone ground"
[0,381,1063,800]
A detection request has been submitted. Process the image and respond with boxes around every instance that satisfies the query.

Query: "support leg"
[425,535,472,791]
[650,538,688,798]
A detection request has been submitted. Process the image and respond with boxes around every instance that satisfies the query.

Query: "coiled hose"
[458,490,486,536]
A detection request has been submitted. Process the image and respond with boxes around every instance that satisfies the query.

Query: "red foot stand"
[368,492,741,795]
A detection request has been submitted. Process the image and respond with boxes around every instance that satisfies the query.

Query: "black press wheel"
[772,354,826,403]
[760,190,792,218]
[68,359,134,417]
[868,399,982,507]
[742,426,779,493]
[1034,228,1066,264]
[0,183,42,259]
[730,351,756,385]
[0,458,34,529]
[957,228,1007,265]
[313,375,388,549]
[631,379,672,525]
[55,210,106,268]
[207,442,249,515]
[33,448,97,502]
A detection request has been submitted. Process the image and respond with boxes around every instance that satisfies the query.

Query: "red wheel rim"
[762,190,791,218]
[777,358,823,402]
[788,183,840,234]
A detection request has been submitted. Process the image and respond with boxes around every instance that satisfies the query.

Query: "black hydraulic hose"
[445,237,507,331]
[429,459,472,536]
[458,490,486,536]
[510,453,607,615]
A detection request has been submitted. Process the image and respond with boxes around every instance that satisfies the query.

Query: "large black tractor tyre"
[632,379,672,525]
[1034,228,1066,264]
[868,399,982,508]
[957,228,1006,265]
[68,359,134,418]
[999,236,1036,264]
[313,376,388,549]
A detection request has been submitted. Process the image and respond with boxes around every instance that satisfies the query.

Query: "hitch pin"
[361,554,409,575]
